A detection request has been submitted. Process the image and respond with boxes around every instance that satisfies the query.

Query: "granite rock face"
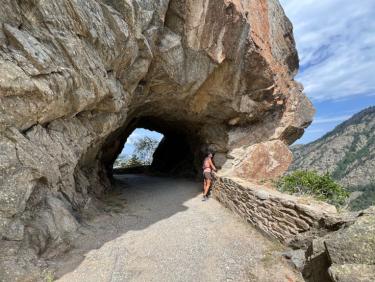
[326,208,375,282]
[303,207,375,282]
[0,0,313,279]
[329,264,375,282]
[221,140,293,181]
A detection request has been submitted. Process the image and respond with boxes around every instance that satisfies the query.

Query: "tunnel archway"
[0,1,319,279]
[100,115,211,180]
[113,128,163,170]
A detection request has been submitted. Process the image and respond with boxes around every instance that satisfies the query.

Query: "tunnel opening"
[113,128,164,173]
[100,116,209,182]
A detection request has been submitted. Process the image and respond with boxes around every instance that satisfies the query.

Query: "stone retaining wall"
[212,176,375,282]
[212,176,339,244]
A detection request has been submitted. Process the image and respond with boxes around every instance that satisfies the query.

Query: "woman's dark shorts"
[203,171,212,180]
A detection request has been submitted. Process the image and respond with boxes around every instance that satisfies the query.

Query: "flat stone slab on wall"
[212,176,338,243]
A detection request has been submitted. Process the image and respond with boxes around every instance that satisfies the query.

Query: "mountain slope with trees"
[290,106,375,210]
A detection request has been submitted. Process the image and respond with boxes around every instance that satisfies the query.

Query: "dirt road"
[51,175,301,282]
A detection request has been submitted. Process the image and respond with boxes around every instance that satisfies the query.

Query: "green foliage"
[126,154,144,167]
[42,270,55,282]
[113,154,145,169]
[133,136,160,165]
[113,136,160,169]
[347,183,375,211]
[276,170,349,207]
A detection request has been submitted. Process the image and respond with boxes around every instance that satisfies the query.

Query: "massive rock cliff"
[0,0,313,279]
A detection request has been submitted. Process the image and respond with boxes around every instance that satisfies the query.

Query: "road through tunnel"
[0,1,319,280]
[100,116,214,180]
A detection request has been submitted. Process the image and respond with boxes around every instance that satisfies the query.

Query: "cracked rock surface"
[0,0,313,279]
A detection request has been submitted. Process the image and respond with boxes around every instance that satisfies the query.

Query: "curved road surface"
[52,175,302,282]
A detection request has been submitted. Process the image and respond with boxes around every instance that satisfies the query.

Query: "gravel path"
[51,175,302,282]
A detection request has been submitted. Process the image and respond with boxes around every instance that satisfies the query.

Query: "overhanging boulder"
[0,0,314,279]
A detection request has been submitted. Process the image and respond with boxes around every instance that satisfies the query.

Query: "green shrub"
[276,170,349,207]
[114,154,145,169]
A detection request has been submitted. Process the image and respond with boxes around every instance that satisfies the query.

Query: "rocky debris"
[0,0,313,279]
[282,249,306,272]
[303,207,375,282]
[0,240,45,282]
[325,214,375,266]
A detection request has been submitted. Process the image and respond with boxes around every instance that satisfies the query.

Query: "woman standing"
[202,152,217,201]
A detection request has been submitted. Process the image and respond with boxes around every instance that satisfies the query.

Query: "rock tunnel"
[0,0,317,279]
[102,117,203,177]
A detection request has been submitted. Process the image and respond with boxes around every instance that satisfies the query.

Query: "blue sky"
[280,0,375,143]
[119,128,163,157]
[120,1,375,158]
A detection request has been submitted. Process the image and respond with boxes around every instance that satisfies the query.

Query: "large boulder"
[0,0,313,278]
[221,140,293,181]
[325,212,375,265]
[327,208,375,282]
[303,207,375,282]
[329,264,375,282]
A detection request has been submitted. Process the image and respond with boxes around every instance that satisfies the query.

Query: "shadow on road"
[49,174,202,278]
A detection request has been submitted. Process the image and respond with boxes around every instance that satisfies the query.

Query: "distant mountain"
[290,106,375,188]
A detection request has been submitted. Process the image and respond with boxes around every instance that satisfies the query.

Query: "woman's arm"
[209,158,217,171]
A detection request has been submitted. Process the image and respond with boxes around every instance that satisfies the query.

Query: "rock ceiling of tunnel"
[0,0,315,280]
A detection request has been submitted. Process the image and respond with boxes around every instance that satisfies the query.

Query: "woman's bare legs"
[204,179,211,196]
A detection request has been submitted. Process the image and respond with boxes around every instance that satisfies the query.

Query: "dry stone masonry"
[213,176,375,282]
[213,176,338,244]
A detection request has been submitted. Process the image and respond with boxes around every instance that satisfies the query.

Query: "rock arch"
[102,116,203,177]
[0,0,315,277]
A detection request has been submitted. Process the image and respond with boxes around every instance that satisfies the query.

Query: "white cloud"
[304,128,325,134]
[280,0,375,101]
[312,115,352,124]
